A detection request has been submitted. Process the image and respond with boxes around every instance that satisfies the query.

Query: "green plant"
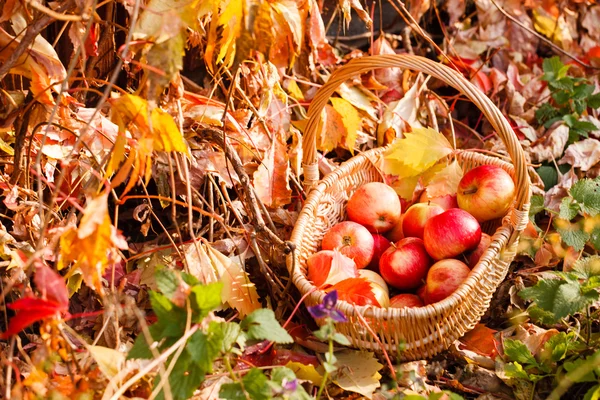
[126,268,308,400]
[535,56,600,143]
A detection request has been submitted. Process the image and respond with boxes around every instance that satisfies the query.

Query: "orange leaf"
[327,278,380,307]
[253,132,292,208]
[459,323,498,357]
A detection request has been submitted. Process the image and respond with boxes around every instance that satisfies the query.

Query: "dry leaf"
[332,350,383,399]
[532,8,573,50]
[254,132,292,208]
[559,138,600,171]
[530,123,569,163]
[330,97,361,154]
[377,82,424,146]
[458,324,498,358]
[86,345,125,379]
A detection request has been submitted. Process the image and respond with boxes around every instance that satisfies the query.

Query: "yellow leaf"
[286,361,322,385]
[285,80,305,101]
[330,97,360,155]
[86,345,124,379]
[532,9,570,47]
[318,105,344,153]
[383,127,453,177]
[423,160,463,198]
[331,350,383,399]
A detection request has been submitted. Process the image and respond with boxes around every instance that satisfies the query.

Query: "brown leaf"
[253,132,292,208]
[559,138,600,171]
[445,0,466,25]
[530,123,569,163]
[459,323,498,358]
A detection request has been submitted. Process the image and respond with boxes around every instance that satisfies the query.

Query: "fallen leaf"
[559,138,600,171]
[383,127,453,178]
[327,278,379,307]
[459,324,498,358]
[332,350,383,399]
[532,8,573,50]
[34,264,68,309]
[338,0,372,28]
[336,83,379,121]
[0,297,66,339]
[330,97,361,154]
[86,345,125,379]
[423,160,463,198]
[253,132,292,208]
[286,361,323,385]
[377,82,424,146]
[530,123,569,163]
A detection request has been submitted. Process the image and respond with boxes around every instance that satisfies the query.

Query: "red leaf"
[458,324,498,357]
[34,264,69,310]
[1,297,64,339]
[327,278,380,307]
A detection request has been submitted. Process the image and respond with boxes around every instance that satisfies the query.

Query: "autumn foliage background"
[1,0,600,399]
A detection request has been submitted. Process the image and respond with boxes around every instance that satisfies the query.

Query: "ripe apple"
[389,293,424,308]
[416,284,426,300]
[386,214,405,242]
[370,283,390,308]
[467,233,492,268]
[307,250,357,287]
[457,165,516,222]
[347,182,402,233]
[322,221,375,269]
[423,259,471,304]
[368,234,391,269]
[419,191,458,210]
[402,203,445,239]
[423,208,481,260]
[379,237,432,290]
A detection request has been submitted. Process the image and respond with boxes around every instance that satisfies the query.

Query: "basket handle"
[302,54,530,212]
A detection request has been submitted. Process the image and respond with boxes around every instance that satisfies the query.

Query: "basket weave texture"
[287,55,532,360]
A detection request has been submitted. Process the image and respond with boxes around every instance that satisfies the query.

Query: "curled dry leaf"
[559,138,600,171]
[377,82,424,146]
[332,350,383,399]
[529,123,569,163]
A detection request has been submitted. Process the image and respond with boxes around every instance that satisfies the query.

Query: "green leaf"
[536,165,559,190]
[155,268,179,299]
[270,367,312,400]
[332,332,351,346]
[583,384,600,400]
[552,90,571,105]
[219,369,270,400]
[529,195,545,217]
[154,351,206,400]
[216,321,243,353]
[564,355,600,383]
[189,282,223,321]
[187,329,222,372]
[542,56,570,83]
[535,103,559,125]
[127,324,163,360]
[572,256,600,278]
[241,309,293,344]
[572,83,596,100]
[591,227,600,251]
[504,362,532,380]
[520,276,597,322]
[550,77,574,92]
[149,291,187,337]
[559,198,579,220]
[503,339,537,365]
[541,332,571,363]
[570,177,600,216]
[557,222,590,251]
[588,93,600,109]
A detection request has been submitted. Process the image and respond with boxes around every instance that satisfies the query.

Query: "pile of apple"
[307,165,515,309]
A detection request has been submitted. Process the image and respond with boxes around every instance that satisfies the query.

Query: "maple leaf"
[58,194,127,292]
[253,132,292,208]
[1,266,69,339]
[459,323,498,357]
[383,127,453,178]
[327,278,379,307]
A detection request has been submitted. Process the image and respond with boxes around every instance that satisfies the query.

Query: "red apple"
[307,250,357,287]
[322,221,375,269]
[416,285,426,300]
[467,233,492,268]
[347,182,402,233]
[371,283,390,308]
[419,191,458,210]
[389,293,424,308]
[457,165,516,222]
[402,203,445,239]
[368,234,391,269]
[423,209,481,260]
[379,237,432,290]
[423,259,471,304]
[386,214,405,242]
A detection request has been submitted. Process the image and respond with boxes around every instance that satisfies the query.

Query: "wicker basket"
[286,54,531,360]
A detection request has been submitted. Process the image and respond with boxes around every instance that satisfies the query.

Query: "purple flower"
[307,290,347,322]
[282,378,298,392]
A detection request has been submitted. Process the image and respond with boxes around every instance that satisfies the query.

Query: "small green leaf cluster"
[536,56,600,142]
[127,268,307,400]
[556,177,600,251]
[519,256,600,324]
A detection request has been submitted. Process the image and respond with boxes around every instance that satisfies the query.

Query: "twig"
[489,0,599,69]
[26,0,83,21]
